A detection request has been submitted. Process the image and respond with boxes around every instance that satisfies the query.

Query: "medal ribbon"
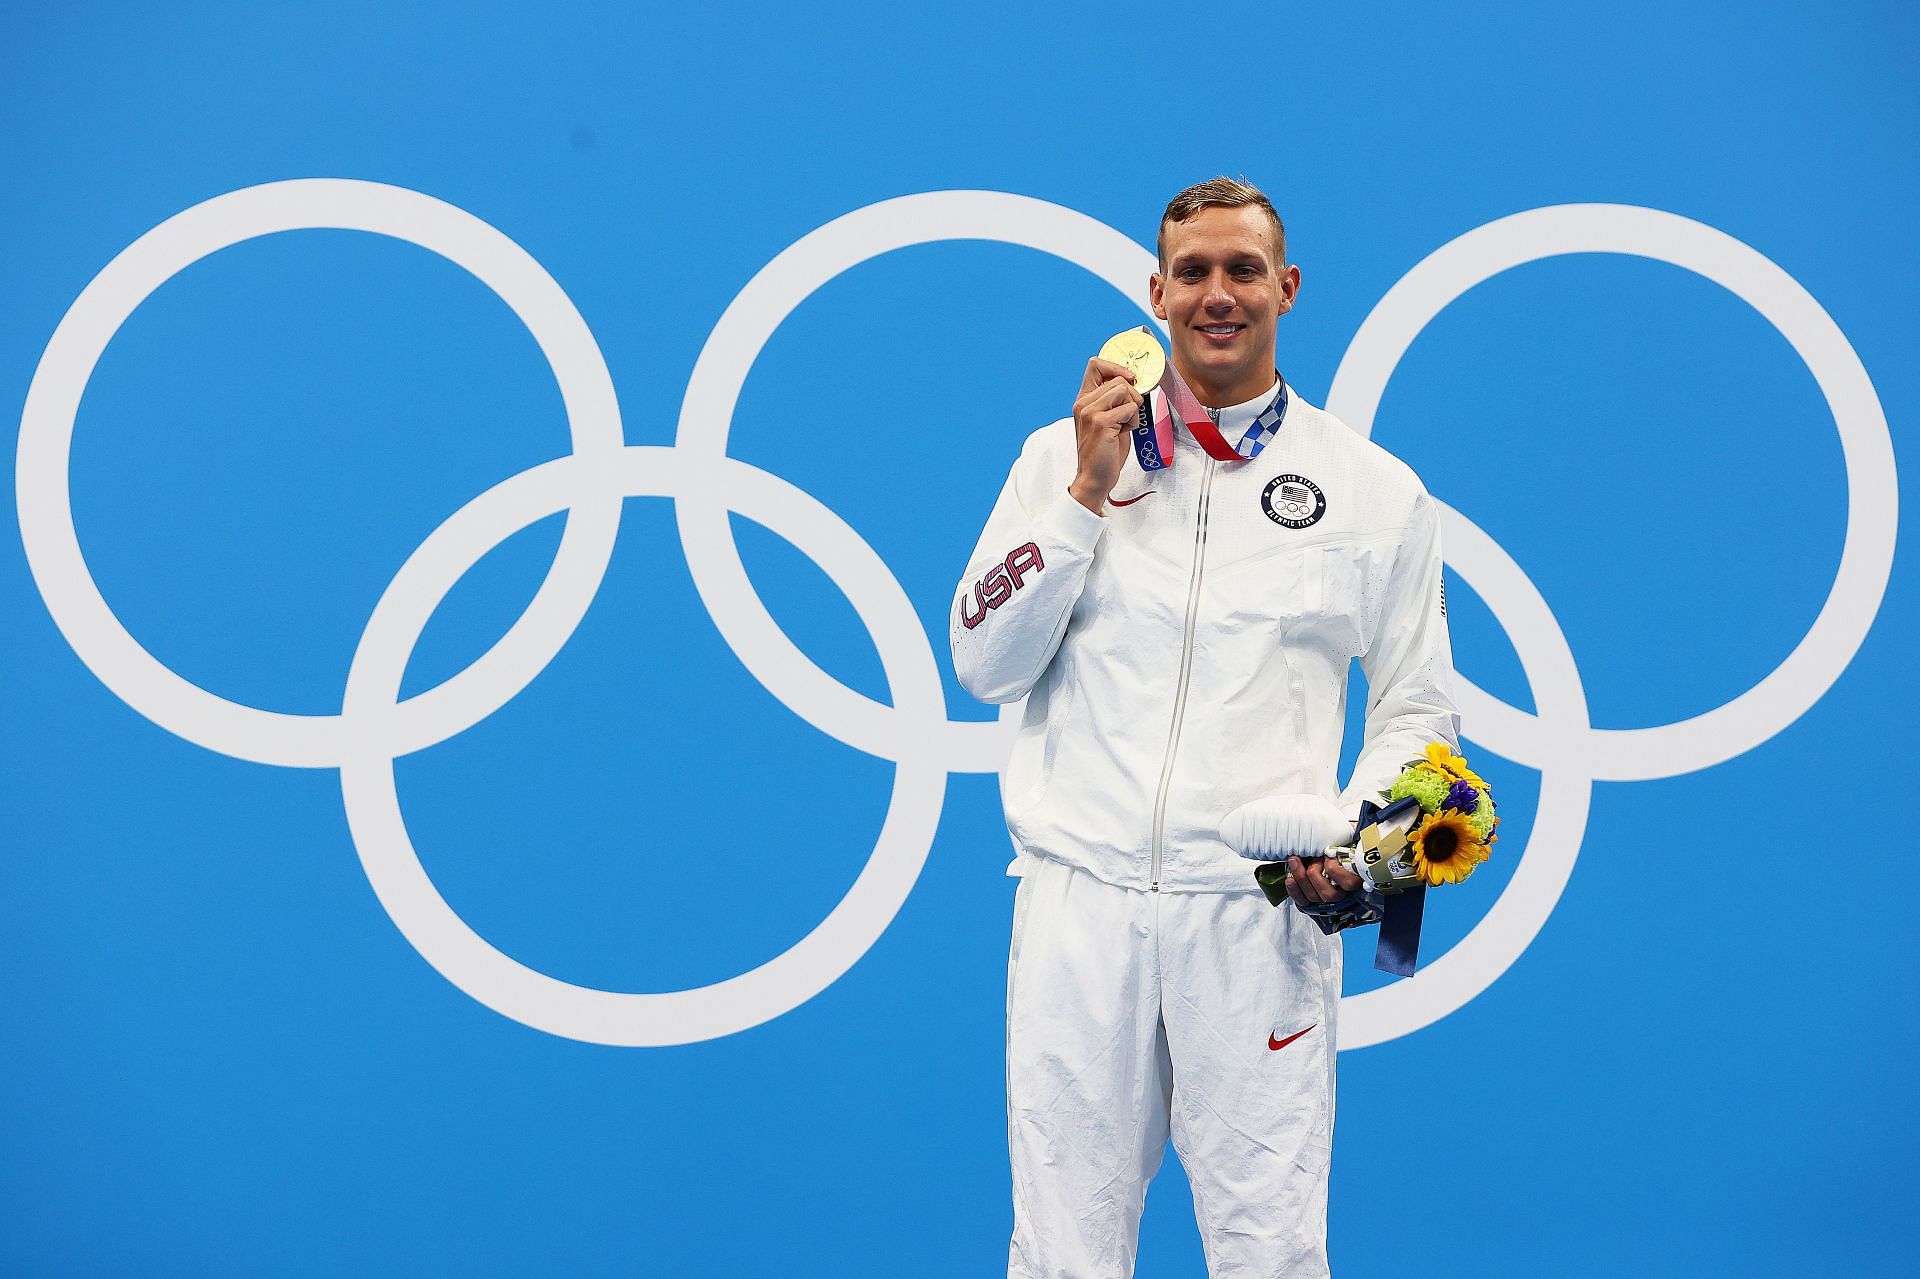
[1130,362,1289,473]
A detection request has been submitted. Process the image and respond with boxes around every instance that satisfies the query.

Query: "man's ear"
[1149,273,1167,321]
[1277,263,1302,316]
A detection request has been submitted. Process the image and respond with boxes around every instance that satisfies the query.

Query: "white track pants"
[1006,855,1342,1279]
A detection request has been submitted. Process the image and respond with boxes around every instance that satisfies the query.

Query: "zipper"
[1148,453,1217,890]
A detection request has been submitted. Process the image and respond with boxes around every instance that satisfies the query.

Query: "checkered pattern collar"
[1200,375,1289,460]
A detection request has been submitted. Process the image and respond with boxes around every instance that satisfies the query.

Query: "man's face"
[1150,204,1300,405]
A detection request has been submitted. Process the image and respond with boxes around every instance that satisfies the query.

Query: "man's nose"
[1203,273,1236,308]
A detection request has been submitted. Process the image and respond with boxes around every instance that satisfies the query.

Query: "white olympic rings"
[1326,205,1897,1046]
[15,182,1897,1049]
[16,180,627,768]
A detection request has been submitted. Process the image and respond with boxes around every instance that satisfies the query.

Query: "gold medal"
[1098,326,1165,394]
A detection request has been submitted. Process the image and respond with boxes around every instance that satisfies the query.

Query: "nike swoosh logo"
[1110,490,1156,507]
[1268,1025,1315,1051]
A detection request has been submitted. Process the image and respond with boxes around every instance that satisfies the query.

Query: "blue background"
[3,2,1915,1274]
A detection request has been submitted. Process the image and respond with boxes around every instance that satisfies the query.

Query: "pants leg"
[1158,889,1343,1278]
[1007,857,1172,1279]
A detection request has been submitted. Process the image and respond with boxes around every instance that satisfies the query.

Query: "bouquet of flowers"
[1232,741,1497,976]
[1381,742,1498,888]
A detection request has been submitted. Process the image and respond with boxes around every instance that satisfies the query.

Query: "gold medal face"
[1098,326,1165,393]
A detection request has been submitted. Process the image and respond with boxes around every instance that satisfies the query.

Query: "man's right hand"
[1068,358,1142,514]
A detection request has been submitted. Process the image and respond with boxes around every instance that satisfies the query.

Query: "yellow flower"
[1422,742,1485,788]
[1409,808,1490,887]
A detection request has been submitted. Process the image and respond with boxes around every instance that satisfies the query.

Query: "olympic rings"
[1327,204,1897,1047]
[15,182,1897,1048]
[674,190,1162,775]
[16,179,625,768]
[339,449,946,1045]
[1328,203,1899,783]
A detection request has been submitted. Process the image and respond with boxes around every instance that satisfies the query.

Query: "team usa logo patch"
[960,542,1044,629]
[1260,474,1326,529]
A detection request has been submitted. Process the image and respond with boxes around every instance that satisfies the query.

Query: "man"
[950,177,1460,1278]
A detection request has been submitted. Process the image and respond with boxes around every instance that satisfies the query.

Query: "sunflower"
[1408,808,1490,886]
[1421,742,1485,788]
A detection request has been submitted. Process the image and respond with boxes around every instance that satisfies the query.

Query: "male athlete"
[950,177,1461,1277]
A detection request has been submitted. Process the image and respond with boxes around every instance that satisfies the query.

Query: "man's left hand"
[1283,855,1365,911]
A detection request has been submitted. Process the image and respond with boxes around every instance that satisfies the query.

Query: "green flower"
[1464,790,1497,840]
[1386,767,1452,812]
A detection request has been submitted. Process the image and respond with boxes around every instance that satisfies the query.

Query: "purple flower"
[1444,780,1479,813]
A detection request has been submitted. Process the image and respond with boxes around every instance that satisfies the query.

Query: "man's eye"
[1179,269,1204,280]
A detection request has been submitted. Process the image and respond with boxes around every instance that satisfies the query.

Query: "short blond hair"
[1157,176,1286,267]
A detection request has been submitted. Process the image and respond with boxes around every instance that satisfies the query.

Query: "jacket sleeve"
[949,432,1107,704]
[1339,490,1464,812]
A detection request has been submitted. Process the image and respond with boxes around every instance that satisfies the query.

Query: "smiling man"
[1148,189,1295,405]
[951,177,1461,1277]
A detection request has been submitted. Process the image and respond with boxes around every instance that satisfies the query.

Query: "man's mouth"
[1196,323,1245,343]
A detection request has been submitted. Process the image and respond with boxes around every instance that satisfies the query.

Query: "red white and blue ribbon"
[1130,361,1289,473]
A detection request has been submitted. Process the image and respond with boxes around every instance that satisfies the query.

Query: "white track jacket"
[951,383,1461,893]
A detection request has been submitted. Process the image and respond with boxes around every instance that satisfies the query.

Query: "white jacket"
[950,382,1461,893]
